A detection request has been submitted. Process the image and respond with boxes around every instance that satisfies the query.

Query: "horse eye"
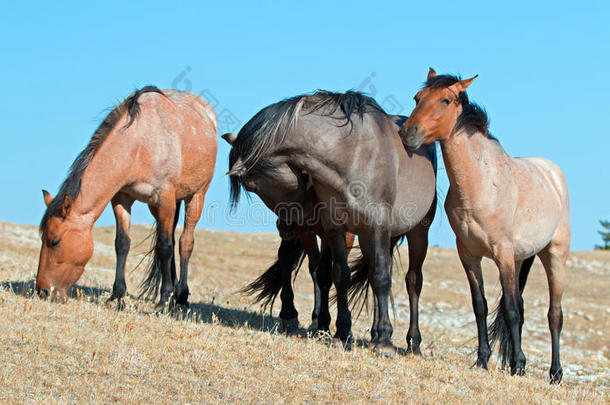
[413,96,419,105]
[442,98,451,105]
[50,239,60,247]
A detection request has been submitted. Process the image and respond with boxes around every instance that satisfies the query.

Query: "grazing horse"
[400,69,569,383]
[223,132,355,332]
[37,86,217,309]
[227,91,437,354]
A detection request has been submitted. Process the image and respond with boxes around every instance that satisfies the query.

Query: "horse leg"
[404,227,429,355]
[171,201,181,288]
[326,231,352,347]
[457,241,490,368]
[362,228,394,356]
[277,238,302,332]
[107,193,134,309]
[537,233,568,384]
[174,191,203,308]
[493,242,526,376]
[299,232,322,331]
[153,189,178,310]
[315,239,333,332]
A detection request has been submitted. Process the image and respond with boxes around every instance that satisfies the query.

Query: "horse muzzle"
[399,125,425,151]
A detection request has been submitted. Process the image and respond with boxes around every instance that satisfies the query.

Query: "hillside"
[0,221,608,403]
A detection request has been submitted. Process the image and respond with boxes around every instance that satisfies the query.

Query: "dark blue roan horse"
[226,90,437,355]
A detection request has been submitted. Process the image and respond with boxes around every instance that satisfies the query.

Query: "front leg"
[361,228,395,356]
[107,194,134,310]
[457,241,490,368]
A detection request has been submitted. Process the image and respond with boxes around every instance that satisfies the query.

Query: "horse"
[37,86,217,309]
[400,69,569,383]
[223,132,356,333]
[227,91,437,354]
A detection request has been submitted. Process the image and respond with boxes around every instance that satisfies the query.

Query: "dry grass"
[0,221,608,404]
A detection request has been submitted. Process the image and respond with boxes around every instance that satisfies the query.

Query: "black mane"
[40,86,164,233]
[228,90,387,208]
[425,74,494,139]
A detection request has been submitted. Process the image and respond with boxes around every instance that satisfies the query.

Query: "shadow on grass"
[1,279,111,299]
[2,280,415,356]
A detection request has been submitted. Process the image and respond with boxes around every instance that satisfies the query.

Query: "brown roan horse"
[400,69,570,383]
[38,86,217,309]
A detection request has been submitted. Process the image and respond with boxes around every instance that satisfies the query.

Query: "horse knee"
[548,306,563,330]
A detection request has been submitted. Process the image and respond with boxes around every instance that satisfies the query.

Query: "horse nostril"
[407,125,419,138]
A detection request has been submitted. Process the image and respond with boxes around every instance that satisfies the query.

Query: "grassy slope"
[0,222,608,404]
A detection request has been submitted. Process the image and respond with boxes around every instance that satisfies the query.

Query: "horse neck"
[439,128,503,202]
[70,129,135,227]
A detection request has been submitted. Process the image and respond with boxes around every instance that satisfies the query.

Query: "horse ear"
[221,133,237,145]
[61,195,72,218]
[427,67,437,80]
[450,75,478,93]
[42,189,53,207]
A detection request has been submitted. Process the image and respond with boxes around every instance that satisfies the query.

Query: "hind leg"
[404,202,434,355]
[315,240,333,332]
[152,189,178,310]
[537,234,568,383]
[457,241,490,368]
[299,232,322,331]
[174,190,204,308]
[277,238,302,331]
[107,193,134,309]
[493,241,526,375]
[325,231,353,347]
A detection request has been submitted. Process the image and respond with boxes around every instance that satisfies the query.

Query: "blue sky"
[1,1,608,250]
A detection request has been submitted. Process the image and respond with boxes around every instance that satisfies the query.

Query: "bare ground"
[0,221,608,404]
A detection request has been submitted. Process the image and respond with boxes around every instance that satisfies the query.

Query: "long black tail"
[239,238,306,312]
[138,224,163,300]
[489,255,536,368]
[346,235,405,319]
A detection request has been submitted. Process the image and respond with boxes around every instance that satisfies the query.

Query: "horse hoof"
[549,368,563,384]
[372,341,397,359]
[475,358,489,370]
[154,300,171,312]
[281,318,299,334]
[512,366,526,376]
[332,336,352,351]
[105,297,125,311]
[307,320,319,332]
[406,345,422,356]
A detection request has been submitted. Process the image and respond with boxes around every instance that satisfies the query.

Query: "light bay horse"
[227,91,437,354]
[37,86,217,309]
[400,69,569,383]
